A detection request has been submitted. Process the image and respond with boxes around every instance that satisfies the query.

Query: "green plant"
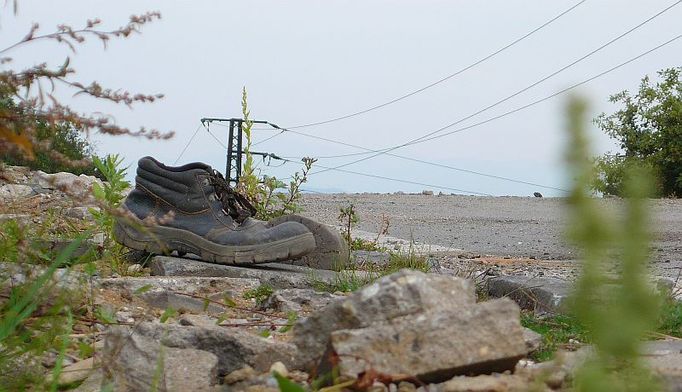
[236,88,316,220]
[593,67,682,197]
[89,154,132,275]
[243,284,274,305]
[0,238,84,391]
[384,247,431,274]
[566,97,662,391]
[521,312,589,362]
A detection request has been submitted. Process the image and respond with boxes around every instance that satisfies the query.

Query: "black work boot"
[113,157,316,265]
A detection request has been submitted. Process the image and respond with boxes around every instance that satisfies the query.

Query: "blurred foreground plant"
[565,97,662,392]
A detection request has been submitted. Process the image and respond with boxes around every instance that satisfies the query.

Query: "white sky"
[2,0,681,196]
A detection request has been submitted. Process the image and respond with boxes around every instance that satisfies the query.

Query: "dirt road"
[300,193,681,275]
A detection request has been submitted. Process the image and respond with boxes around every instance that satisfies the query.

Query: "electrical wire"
[265,33,682,191]
[278,157,493,196]
[310,2,682,174]
[173,125,202,165]
[285,0,588,130]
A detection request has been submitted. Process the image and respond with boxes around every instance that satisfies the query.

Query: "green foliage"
[0,95,101,177]
[243,284,274,305]
[593,67,682,197]
[89,154,133,275]
[657,297,682,337]
[0,239,84,390]
[273,371,306,392]
[565,97,662,392]
[521,312,589,362]
[236,88,316,220]
[384,248,431,274]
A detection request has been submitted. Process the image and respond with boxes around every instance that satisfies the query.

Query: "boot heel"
[113,220,168,255]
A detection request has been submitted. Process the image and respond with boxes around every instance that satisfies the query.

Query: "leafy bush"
[0,96,101,177]
[593,68,682,197]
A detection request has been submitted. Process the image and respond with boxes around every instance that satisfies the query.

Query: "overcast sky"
[2,1,681,196]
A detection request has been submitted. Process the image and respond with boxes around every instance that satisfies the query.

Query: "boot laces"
[208,170,256,224]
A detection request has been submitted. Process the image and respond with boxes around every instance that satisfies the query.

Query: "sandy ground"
[299,193,682,278]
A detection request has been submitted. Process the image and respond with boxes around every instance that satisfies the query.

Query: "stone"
[268,214,349,270]
[33,171,102,198]
[123,322,303,376]
[65,206,98,220]
[127,264,143,274]
[142,291,226,315]
[486,276,572,313]
[149,256,339,289]
[0,184,33,199]
[261,289,343,313]
[293,270,476,367]
[320,298,527,383]
[72,371,104,392]
[439,374,530,392]
[99,276,260,296]
[58,357,97,386]
[523,327,543,354]
[421,190,434,196]
[269,361,288,378]
[103,325,219,391]
[224,366,257,384]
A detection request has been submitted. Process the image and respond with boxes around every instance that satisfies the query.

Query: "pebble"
[269,361,288,378]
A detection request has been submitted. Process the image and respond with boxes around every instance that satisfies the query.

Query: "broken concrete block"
[292,269,476,367]
[103,325,219,391]
[149,256,338,289]
[319,298,526,383]
[129,322,303,376]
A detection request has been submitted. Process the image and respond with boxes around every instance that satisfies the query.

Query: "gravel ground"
[299,193,682,278]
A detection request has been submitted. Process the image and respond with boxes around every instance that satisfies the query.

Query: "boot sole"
[113,218,316,265]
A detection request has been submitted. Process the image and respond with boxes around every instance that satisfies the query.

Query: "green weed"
[243,284,275,305]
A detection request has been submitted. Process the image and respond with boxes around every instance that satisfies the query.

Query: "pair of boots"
[113,157,316,265]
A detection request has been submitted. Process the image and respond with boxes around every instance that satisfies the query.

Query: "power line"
[278,157,493,196]
[311,1,682,175]
[285,0,588,130]
[173,125,202,165]
[267,33,682,191]
[278,128,567,192]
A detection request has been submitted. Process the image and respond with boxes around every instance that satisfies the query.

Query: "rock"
[72,371,104,392]
[534,192,543,198]
[0,184,34,199]
[65,206,98,220]
[127,264,143,274]
[103,325,219,391]
[0,213,31,222]
[33,171,102,198]
[142,291,225,315]
[293,270,476,367]
[224,365,257,384]
[523,328,543,354]
[268,214,349,270]
[179,314,219,328]
[58,357,97,386]
[647,353,682,392]
[486,276,572,314]
[269,361,288,378]
[422,190,434,196]
[320,298,527,383]
[121,322,303,376]
[439,374,530,392]
[261,289,343,313]
[149,256,339,289]
[99,276,260,297]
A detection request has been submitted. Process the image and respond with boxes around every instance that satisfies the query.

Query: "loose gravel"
[299,193,682,279]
